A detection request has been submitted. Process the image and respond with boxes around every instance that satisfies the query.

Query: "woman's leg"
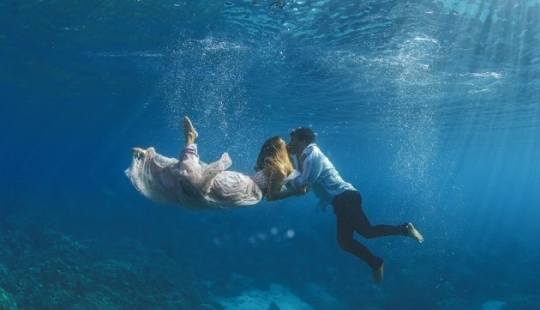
[180,117,200,162]
[183,116,198,144]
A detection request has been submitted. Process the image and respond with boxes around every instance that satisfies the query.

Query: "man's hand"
[295,185,309,196]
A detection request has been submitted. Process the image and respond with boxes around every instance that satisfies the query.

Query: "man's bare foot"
[183,116,198,143]
[373,262,384,285]
[407,223,424,244]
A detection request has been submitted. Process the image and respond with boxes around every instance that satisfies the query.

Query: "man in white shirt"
[286,127,424,284]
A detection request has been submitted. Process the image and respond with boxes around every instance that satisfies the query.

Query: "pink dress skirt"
[125,144,264,210]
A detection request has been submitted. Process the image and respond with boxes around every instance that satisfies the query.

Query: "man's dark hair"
[290,127,316,144]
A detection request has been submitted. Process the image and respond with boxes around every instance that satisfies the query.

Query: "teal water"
[1,0,539,309]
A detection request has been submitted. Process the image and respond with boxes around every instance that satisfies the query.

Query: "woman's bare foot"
[132,147,146,159]
[183,116,198,144]
[407,223,424,244]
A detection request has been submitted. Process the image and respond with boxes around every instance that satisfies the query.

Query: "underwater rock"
[0,288,17,310]
[482,300,506,310]
[218,284,313,310]
[268,301,280,310]
[502,294,540,310]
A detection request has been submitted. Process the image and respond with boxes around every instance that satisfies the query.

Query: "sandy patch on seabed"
[218,283,314,310]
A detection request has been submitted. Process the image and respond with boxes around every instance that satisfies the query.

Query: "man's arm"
[292,149,323,188]
[266,186,307,201]
[266,172,308,201]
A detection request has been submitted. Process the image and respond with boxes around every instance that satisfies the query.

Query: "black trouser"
[332,190,408,271]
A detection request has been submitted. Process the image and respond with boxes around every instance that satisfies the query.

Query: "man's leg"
[348,192,424,243]
[342,191,410,239]
[333,192,384,284]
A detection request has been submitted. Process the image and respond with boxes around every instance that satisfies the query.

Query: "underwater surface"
[1,0,539,309]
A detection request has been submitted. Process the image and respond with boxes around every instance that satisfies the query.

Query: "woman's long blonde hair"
[254,136,294,182]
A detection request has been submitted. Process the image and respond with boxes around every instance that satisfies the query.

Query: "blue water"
[1,0,539,309]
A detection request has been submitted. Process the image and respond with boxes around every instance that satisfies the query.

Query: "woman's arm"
[265,172,307,201]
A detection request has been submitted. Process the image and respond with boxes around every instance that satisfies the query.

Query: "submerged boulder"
[0,288,17,310]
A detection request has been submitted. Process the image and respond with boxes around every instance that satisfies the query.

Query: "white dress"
[125,144,267,210]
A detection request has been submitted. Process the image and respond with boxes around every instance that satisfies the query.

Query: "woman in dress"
[125,117,302,210]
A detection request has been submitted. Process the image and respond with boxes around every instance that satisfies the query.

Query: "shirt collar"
[300,143,317,161]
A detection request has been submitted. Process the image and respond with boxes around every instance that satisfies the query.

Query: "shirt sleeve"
[292,148,323,188]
